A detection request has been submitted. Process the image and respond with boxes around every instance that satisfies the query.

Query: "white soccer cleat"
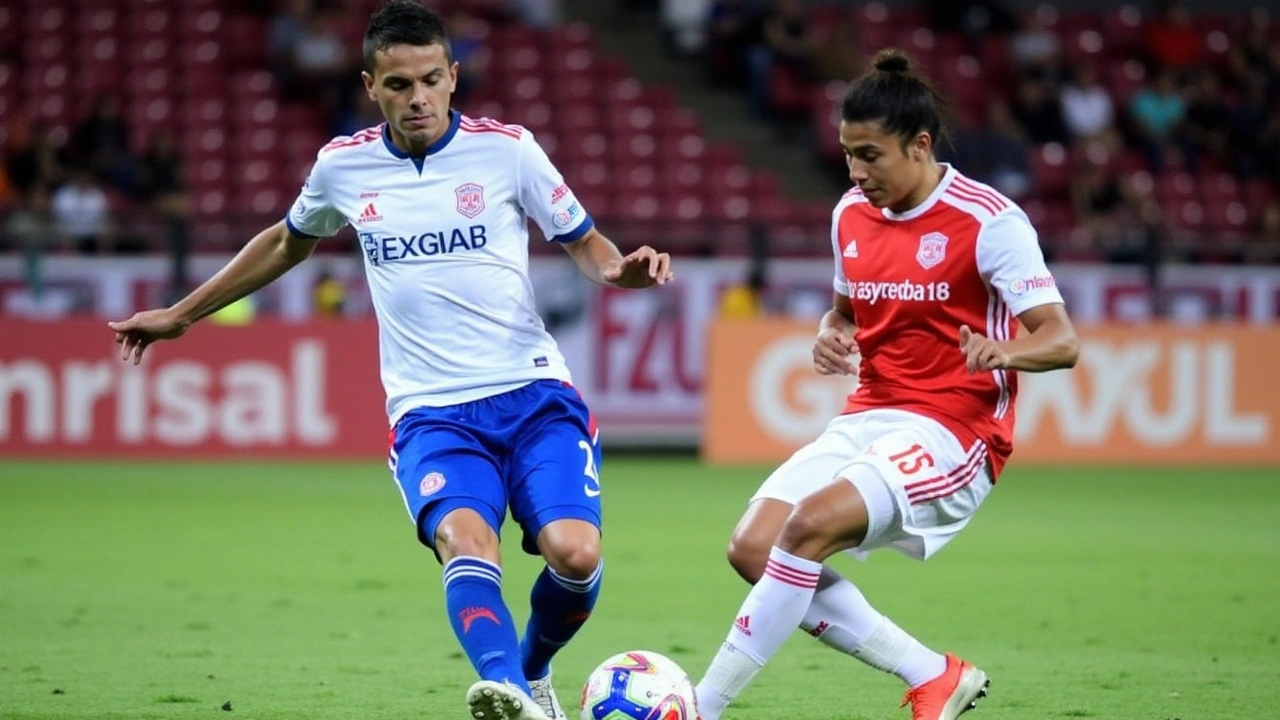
[466,680,551,720]
[528,672,568,720]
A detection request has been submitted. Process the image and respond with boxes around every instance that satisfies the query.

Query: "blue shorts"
[388,380,602,558]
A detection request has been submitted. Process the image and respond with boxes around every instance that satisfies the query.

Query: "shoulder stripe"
[940,192,999,221]
[946,185,1001,215]
[951,176,1010,211]
[320,125,382,154]
[460,116,523,139]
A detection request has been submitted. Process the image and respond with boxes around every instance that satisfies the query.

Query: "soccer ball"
[579,650,698,720]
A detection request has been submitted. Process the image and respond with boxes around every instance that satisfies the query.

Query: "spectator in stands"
[1182,70,1231,170]
[5,185,56,298]
[812,4,862,83]
[704,0,762,88]
[134,130,192,301]
[1128,69,1186,173]
[1229,75,1272,178]
[1258,113,1280,188]
[1244,201,1280,264]
[510,0,562,29]
[331,82,386,137]
[927,0,1017,43]
[1228,7,1273,86]
[313,267,348,317]
[448,8,491,106]
[1145,0,1203,74]
[293,10,350,110]
[747,0,817,117]
[949,99,1032,199]
[72,95,133,192]
[1010,7,1063,84]
[1060,64,1117,149]
[51,169,112,255]
[719,263,768,319]
[4,120,62,196]
[1070,160,1131,247]
[1010,78,1067,144]
[269,0,314,94]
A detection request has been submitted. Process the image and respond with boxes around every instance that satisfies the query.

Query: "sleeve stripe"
[285,215,319,239]
[551,215,595,243]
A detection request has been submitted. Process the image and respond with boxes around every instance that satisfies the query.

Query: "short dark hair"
[363,0,452,72]
[840,48,952,152]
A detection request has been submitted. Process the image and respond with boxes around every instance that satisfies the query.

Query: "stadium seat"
[1029,143,1071,198]
[1101,5,1145,54]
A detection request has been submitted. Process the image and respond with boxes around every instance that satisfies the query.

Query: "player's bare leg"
[726,499,793,583]
[697,474,985,720]
[434,510,546,720]
[521,519,603,720]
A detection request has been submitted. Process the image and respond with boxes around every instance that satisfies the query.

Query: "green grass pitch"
[2,458,1278,720]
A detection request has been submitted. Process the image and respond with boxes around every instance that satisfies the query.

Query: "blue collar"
[381,109,461,161]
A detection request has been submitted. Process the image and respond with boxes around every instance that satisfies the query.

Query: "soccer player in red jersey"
[694,49,1079,720]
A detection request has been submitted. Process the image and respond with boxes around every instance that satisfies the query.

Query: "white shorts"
[750,408,993,560]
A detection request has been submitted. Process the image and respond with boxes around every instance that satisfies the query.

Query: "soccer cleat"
[466,680,551,720]
[528,672,568,720]
[899,654,990,720]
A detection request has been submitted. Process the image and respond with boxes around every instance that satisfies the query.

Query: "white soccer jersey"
[286,111,595,423]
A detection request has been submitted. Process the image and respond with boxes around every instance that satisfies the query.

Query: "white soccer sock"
[695,547,821,720]
[800,565,946,687]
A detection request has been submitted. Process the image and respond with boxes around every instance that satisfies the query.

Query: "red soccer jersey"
[831,167,1063,476]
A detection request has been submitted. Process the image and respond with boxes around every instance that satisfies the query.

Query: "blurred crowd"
[690,0,1280,264]
[1,0,1278,280]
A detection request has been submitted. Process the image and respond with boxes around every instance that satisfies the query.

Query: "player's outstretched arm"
[562,228,673,288]
[959,303,1079,374]
[107,221,319,365]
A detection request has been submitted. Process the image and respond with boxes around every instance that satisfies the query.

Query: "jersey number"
[888,444,935,475]
[579,439,601,498]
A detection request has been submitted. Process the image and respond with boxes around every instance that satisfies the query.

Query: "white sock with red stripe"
[802,565,946,687]
[695,547,822,720]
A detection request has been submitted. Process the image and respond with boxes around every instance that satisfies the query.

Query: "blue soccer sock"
[521,561,603,680]
[442,556,530,694]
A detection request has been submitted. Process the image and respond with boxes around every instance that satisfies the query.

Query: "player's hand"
[814,327,859,375]
[603,246,674,288]
[959,324,1010,373]
[107,309,190,365]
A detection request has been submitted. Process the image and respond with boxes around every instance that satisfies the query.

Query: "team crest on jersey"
[420,472,446,496]
[455,183,485,218]
[359,232,380,267]
[916,232,948,269]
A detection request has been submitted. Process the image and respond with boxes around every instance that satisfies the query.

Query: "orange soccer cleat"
[900,653,990,720]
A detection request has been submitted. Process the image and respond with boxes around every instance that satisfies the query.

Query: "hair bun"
[872,49,911,74]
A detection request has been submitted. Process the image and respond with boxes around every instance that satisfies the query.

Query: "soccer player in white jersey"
[107,3,673,719]
[693,50,1079,720]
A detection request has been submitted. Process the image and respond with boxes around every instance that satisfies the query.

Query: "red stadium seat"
[559,103,602,136]
[1101,5,1145,54]
[1029,143,1071,198]
[191,158,229,191]
[1205,199,1250,233]
[129,8,172,37]
[27,7,70,36]
[661,162,707,198]
[0,7,18,50]
[618,163,659,193]
[128,37,172,65]
[548,22,594,50]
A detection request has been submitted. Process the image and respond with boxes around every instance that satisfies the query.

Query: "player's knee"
[726,532,769,584]
[539,528,601,580]
[777,499,835,556]
[433,510,501,564]
[545,541,601,580]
